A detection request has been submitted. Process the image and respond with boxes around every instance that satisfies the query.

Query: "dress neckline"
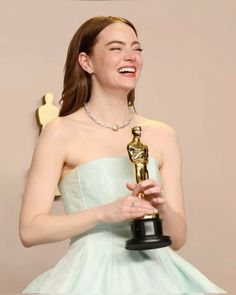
[59,155,159,185]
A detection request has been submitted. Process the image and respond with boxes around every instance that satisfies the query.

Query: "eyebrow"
[105,40,141,46]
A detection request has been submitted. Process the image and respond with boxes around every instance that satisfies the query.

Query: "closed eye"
[110,47,122,51]
[134,48,143,52]
[110,47,143,52]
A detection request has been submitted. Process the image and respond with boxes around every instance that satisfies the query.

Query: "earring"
[128,100,132,106]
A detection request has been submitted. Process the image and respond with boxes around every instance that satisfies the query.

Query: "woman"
[19,16,225,294]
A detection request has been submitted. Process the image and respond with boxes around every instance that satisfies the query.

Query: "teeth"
[118,67,136,73]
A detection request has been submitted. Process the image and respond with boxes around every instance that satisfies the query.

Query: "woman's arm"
[19,119,156,247]
[19,119,101,247]
[158,125,187,250]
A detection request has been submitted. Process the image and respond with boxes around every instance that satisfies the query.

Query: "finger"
[132,183,143,196]
[126,196,151,209]
[144,186,161,196]
[127,208,157,220]
[139,179,157,190]
[126,182,137,192]
[138,206,158,214]
[127,211,145,220]
[134,205,158,213]
[130,206,158,218]
[133,180,161,196]
[128,201,158,214]
[152,197,166,204]
[126,197,157,212]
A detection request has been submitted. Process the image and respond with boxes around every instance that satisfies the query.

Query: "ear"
[78,52,93,74]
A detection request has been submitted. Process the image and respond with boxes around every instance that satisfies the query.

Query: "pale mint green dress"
[22,156,225,294]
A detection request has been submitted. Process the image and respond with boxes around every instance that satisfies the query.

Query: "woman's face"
[88,22,143,94]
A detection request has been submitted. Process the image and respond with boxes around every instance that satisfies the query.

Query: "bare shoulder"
[39,116,77,143]
[137,115,177,139]
[137,115,181,167]
[30,116,79,173]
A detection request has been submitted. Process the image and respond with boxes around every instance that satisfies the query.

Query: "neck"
[87,87,133,125]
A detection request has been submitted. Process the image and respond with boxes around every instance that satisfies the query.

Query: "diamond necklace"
[83,103,134,131]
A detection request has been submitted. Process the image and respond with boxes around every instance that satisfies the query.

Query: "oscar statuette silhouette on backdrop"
[36,92,60,199]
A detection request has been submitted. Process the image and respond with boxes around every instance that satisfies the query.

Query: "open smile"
[117,66,137,77]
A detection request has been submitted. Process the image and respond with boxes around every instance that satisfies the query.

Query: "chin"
[120,83,137,93]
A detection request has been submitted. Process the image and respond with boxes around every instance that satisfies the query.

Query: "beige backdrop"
[0,0,235,293]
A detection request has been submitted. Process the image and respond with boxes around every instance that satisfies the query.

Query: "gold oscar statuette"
[126,126,171,250]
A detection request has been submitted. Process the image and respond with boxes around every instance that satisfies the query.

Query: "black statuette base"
[125,217,171,250]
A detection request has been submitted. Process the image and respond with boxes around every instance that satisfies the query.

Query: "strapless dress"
[22,156,226,294]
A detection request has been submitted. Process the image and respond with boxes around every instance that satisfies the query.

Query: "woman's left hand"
[126,179,166,211]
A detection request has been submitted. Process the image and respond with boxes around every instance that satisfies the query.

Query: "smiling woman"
[19,16,226,294]
[59,16,140,116]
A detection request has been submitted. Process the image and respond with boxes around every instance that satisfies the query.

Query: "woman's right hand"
[97,185,158,224]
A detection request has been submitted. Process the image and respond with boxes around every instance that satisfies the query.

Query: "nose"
[123,49,136,62]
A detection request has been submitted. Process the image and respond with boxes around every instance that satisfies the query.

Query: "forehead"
[97,22,138,44]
